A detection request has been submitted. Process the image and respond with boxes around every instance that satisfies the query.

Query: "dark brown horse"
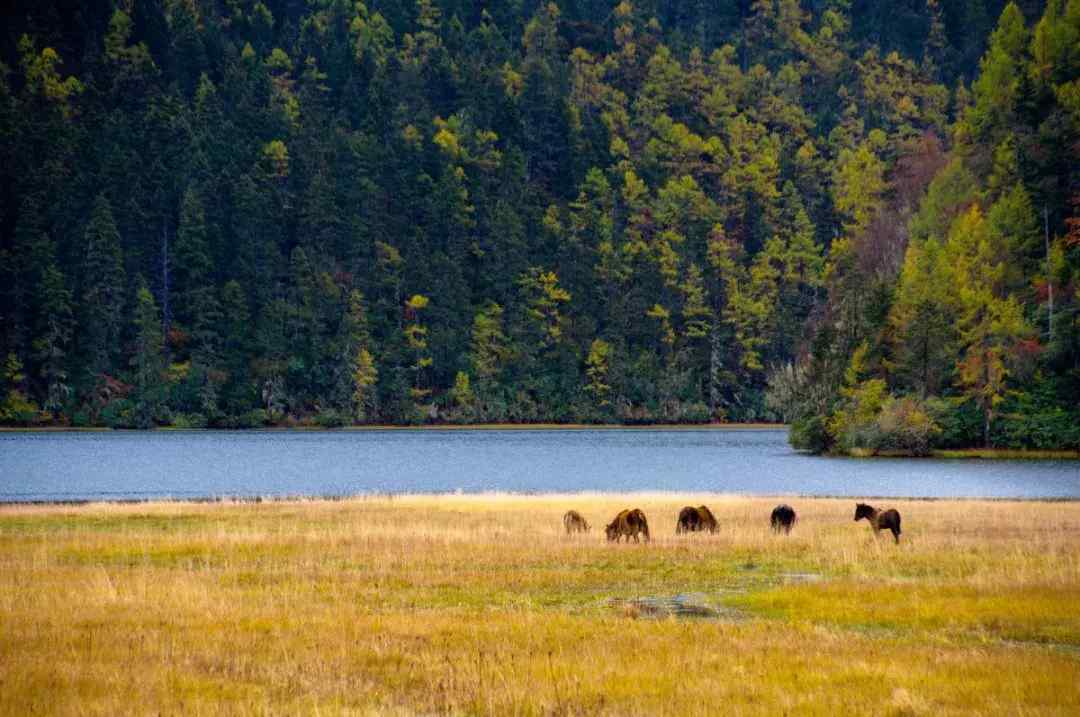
[606,508,650,543]
[676,505,718,534]
[563,510,590,534]
[770,504,797,534]
[854,503,902,543]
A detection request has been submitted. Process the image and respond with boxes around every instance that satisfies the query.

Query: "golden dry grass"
[1,494,1079,715]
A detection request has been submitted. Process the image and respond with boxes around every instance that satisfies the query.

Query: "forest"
[0,0,1077,450]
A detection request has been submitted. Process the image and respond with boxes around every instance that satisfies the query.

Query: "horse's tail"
[641,514,650,543]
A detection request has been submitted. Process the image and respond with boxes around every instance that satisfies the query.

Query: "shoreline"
[4,491,1080,509]
[0,422,787,432]
[845,447,1080,460]
[3,426,1075,457]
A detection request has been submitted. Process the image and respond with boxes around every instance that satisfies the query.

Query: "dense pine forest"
[0,1,1077,448]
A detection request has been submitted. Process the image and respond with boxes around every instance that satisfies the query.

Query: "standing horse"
[770,504,797,534]
[563,510,590,534]
[854,503,902,543]
[676,505,718,534]
[606,508,650,543]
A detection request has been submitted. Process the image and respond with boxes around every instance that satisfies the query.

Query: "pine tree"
[33,264,74,416]
[130,278,166,428]
[946,206,1035,445]
[584,338,613,410]
[341,290,377,421]
[0,353,38,425]
[889,238,958,397]
[80,194,127,380]
[469,302,508,387]
[403,294,433,414]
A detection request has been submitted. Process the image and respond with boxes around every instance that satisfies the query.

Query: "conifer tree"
[33,263,73,416]
[80,194,126,381]
[130,278,165,428]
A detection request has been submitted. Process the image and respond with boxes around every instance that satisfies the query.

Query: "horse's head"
[854,503,873,522]
[605,522,618,541]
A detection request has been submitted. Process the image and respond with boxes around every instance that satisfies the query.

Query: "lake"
[0,428,1077,501]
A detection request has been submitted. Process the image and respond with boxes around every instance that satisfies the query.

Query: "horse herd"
[562,502,903,543]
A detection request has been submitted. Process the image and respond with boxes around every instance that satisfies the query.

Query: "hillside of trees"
[0,1,1077,447]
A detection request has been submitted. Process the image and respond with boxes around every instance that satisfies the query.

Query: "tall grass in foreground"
[1,495,1079,714]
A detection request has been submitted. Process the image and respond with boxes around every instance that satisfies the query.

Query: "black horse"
[676,505,718,534]
[770,504,797,534]
[854,503,902,543]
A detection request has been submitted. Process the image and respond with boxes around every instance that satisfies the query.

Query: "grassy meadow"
[1,494,1079,714]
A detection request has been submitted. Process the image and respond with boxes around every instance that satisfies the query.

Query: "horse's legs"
[892,528,900,544]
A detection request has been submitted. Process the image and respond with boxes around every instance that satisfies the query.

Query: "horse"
[563,510,590,534]
[676,505,718,534]
[854,502,902,543]
[606,508,650,543]
[770,504,797,534]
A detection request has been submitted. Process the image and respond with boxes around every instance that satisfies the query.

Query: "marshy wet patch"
[778,571,824,583]
[999,639,1080,658]
[608,593,748,621]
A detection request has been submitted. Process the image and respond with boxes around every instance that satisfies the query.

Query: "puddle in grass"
[607,573,826,621]
[778,572,823,584]
[999,639,1080,657]
[608,593,746,621]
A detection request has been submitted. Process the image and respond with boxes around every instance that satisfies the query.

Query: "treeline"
[0,1,1075,438]
[767,2,1080,451]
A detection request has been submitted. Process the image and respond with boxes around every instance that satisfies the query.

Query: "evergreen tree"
[80,194,126,381]
[130,278,166,428]
[33,263,73,416]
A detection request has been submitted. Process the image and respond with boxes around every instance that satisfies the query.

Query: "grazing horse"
[854,502,902,543]
[770,504,797,534]
[563,510,590,534]
[606,508,650,543]
[676,505,718,534]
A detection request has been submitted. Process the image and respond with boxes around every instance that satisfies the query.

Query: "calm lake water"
[0,428,1077,501]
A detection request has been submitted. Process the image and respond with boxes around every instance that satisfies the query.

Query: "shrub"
[170,413,208,429]
[71,408,93,428]
[313,408,347,428]
[0,389,40,426]
[679,402,713,423]
[926,397,983,448]
[790,415,831,453]
[834,394,941,456]
[996,394,1080,450]
[100,398,136,428]
[869,396,941,456]
[828,378,888,452]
